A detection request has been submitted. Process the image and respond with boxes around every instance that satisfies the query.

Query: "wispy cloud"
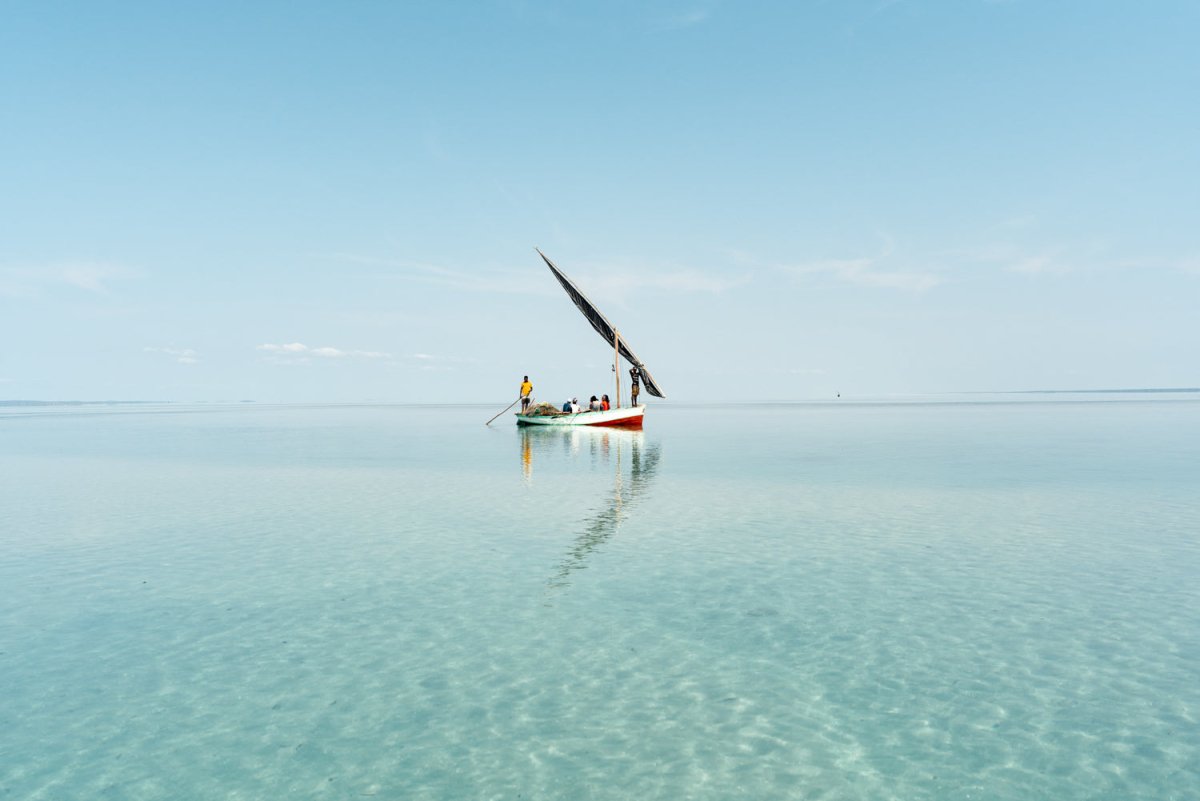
[785,257,940,291]
[327,253,549,296]
[779,237,940,292]
[144,346,199,365]
[994,214,1038,231]
[871,0,908,15]
[257,342,392,364]
[1007,254,1072,275]
[258,343,309,354]
[0,261,135,297]
[1176,255,1200,275]
[326,252,744,301]
[965,243,1076,276]
[402,352,480,372]
[61,264,126,293]
[657,8,712,30]
[576,266,747,303]
[957,239,1198,279]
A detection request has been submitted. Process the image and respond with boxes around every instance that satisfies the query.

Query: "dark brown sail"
[536,248,665,399]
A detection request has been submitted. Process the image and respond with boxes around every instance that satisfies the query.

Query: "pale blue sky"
[2,1,1196,402]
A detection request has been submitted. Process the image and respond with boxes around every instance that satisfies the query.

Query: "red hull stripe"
[586,418,643,428]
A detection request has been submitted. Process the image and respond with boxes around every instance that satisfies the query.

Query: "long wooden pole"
[614,329,621,409]
[485,396,521,426]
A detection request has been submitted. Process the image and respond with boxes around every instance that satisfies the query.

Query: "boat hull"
[516,405,645,428]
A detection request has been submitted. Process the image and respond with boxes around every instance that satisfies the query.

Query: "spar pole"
[614,329,621,409]
[485,396,521,426]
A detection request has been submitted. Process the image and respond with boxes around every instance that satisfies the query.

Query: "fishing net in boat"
[522,401,566,417]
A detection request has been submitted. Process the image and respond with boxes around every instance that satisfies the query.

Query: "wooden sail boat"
[516,249,666,428]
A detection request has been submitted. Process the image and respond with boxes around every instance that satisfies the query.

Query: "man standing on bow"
[629,365,641,407]
[519,375,533,412]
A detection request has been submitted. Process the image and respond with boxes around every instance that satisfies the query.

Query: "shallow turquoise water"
[1,399,1197,799]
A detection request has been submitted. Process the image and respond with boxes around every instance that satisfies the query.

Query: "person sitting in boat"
[562,397,581,413]
[601,394,611,411]
[589,395,603,411]
[519,375,533,412]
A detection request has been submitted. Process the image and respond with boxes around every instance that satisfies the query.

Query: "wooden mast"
[614,329,621,409]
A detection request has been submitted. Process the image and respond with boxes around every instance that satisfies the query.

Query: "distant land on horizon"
[1002,388,1200,395]
[0,400,255,407]
[2,390,1199,407]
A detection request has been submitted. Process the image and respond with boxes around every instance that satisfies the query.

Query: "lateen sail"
[536,248,665,399]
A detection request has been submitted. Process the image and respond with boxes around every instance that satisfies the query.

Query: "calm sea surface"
[1,398,1197,800]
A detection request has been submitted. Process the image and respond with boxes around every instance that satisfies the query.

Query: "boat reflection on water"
[517,425,661,591]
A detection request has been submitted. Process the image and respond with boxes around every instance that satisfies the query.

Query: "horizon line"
[3,388,1199,408]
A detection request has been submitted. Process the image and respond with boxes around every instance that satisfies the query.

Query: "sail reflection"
[518,426,661,591]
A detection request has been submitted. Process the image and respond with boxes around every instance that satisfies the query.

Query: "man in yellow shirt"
[519,376,533,411]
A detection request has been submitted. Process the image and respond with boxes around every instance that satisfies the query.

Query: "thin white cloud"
[326,252,743,301]
[144,346,199,365]
[994,214,1038,230]
[399,352,482,371]
[964,244,1075,276]
[872,0,908,14]
[57,263,134,294]
[533,252,748,305]
[323,309,412,328]
[960,237,1200,282]
[1176,255,1200,275]
[0,275,35,299]
[62,266,113,293]
[767,236,1110,290]
[1,261,135,297]
[256,343,392,364]
[328,253,550,296]
[579,267,747,303]
[782,241,940,293]
[1007,254,1072,275]
[658,8,711,29]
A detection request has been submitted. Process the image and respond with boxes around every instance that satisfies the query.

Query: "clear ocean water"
[1,397,1197,800]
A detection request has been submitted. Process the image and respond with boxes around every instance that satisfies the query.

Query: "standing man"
[629,365,641,407]
[519,375,533,412]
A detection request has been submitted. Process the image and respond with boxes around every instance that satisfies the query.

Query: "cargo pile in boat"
[522,402,566,417]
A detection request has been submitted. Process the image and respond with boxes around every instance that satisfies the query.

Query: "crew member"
[629,365,642,407]
[519,375,533,412]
